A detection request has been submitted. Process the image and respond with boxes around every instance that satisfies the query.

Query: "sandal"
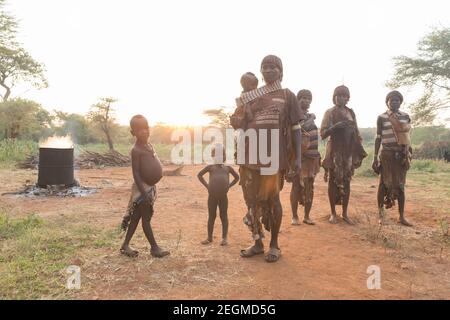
[240,245,264,258]
[265,247,281,263]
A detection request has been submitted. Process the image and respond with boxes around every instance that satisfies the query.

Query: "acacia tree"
[387,27,450,126]
[0,0,16,47]
[203,107,232,128]
[0,0,47,101]
[0,46,47,101]
[87,97,118,150]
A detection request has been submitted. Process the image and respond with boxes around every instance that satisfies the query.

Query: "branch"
[0,80,10,100]
[105,101,110,122]
[429,80,450,91]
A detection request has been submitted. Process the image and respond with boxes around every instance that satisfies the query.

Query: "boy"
[197,144,239,246]
[120,114,170,258]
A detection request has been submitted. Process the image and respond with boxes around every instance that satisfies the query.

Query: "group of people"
[118,54,413,264]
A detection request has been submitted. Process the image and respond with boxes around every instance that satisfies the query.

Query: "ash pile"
[6,136,97,198]
[15,182,97,198]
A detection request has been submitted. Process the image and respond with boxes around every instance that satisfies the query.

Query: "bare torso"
[207,165,231,197]
[132,143,163,186]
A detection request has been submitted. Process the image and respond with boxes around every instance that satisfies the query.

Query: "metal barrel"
[38,148,74,186]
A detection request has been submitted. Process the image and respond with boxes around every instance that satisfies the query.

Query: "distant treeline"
[358,127,450,147]
[359,127,450,161]
[0,98,130,145]
[0,98,449,152]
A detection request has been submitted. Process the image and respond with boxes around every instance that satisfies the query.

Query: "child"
[197,144,239,246]
[230,72,258,129]
[240,71,259,93]
[230,72,259,236]
[120,114,169,258]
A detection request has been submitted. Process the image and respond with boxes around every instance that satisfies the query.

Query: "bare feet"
[151,246,170,258]
[291,216,300,225]
[220,238,228,246]
[303,218,315,225]
[342,215,355,225]
[120,245,139,258]
[329,215,338,224]
[201,239,212,245]
[399,218,413,227]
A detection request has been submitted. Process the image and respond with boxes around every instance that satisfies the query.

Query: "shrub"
[410,159,438,173]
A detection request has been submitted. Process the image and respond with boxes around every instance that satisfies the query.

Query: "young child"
[230,72,258,129]
[240,71,259,93]
[197,144,239,246]
[230,72,259,236]
[120,114,169,258]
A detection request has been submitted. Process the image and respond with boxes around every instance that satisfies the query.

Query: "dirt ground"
[1,165,449,300]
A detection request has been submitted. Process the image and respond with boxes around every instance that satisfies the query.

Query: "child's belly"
[209,175,229,197]
[141,155,163,186]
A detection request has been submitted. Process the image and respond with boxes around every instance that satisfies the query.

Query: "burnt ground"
[0,165,449,299]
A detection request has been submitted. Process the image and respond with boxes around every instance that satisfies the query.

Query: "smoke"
[39,135,74,149]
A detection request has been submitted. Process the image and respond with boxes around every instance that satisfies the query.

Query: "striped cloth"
[235,80,282,107]
[377,110,411,150]
[301,113,320,158]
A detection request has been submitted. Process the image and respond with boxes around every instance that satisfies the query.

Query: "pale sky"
[6,0,450,127]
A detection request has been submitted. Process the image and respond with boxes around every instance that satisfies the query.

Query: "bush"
[0,139,38,164]
[410,159,438,173]
[411,126,450,145]
[414,141,450,160]
[0,99,54,140]
[358,168,377,177]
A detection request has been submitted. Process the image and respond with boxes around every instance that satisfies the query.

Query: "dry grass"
[74,227,253,299]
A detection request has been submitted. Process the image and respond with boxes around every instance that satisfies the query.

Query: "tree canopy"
[0,0,47,101]
[388,27,450,126]
[203,107,231,128]
[87,97,119,150]
[0,98,53,140]
[0,0,17,47]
